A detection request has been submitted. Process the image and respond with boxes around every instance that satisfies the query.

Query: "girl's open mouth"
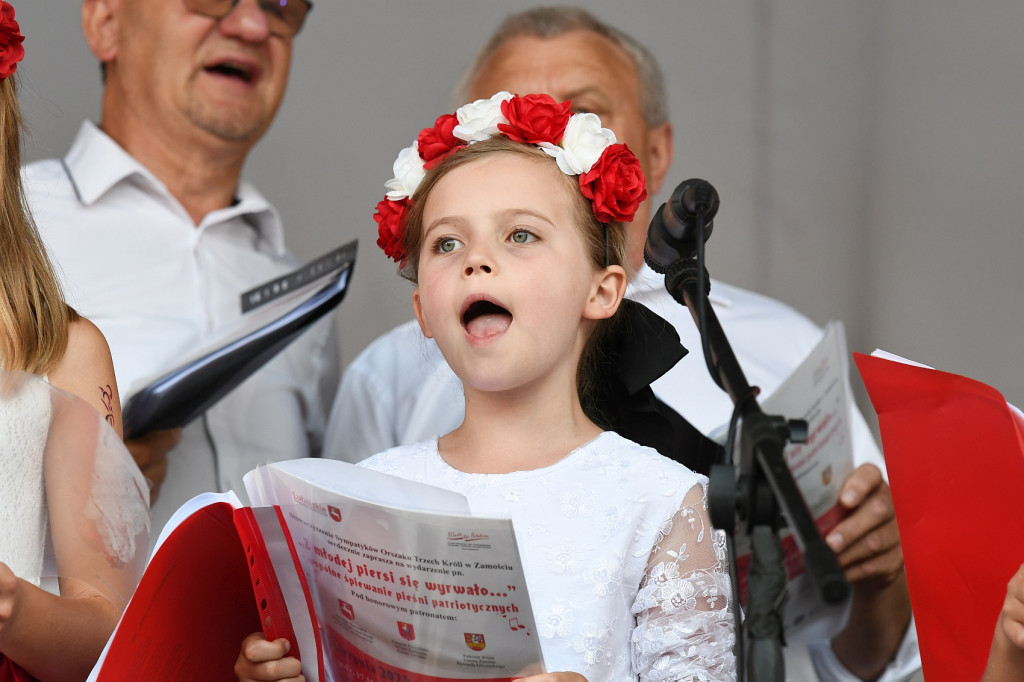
[462,299,512,339]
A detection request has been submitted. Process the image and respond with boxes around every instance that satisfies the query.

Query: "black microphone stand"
[652,189,850,681]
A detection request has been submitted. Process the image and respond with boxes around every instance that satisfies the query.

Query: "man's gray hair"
[456,6,668,128]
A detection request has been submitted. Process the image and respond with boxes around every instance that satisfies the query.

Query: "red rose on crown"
[498,94,572,146]
[376,94,651,264]
[0,1,25,80]
[418,113,464,170]
[374,196,410,264]
[578,144,648,223]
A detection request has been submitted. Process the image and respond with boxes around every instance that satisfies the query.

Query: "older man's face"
[467,30,673,268]
[99,0,294,147]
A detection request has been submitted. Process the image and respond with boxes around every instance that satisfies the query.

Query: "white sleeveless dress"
[0,370,150,606]
[0,373,52,586]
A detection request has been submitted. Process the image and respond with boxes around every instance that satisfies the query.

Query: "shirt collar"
[62,120,286,256]
[64,120,156,205]
[206,181,286,256]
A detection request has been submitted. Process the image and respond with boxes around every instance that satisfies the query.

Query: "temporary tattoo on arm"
[100,384,115,427]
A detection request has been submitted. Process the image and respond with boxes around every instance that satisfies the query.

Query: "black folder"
[121,241,356,439]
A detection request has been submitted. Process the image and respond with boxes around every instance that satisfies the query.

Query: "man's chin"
[188,106,268,144]
[199,119,266,144]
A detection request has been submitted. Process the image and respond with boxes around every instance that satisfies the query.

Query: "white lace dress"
[0,371,150,608]
[360,431,735,681]
[0,374,51,585]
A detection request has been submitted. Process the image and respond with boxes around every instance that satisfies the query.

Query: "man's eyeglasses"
[184,0,313,37]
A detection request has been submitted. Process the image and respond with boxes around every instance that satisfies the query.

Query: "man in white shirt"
[24,0,339,541]
[325,7,920,681]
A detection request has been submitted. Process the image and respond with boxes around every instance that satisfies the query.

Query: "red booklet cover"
[854,352,1024,681]
[90,461,545,682]
[91,496,313,681]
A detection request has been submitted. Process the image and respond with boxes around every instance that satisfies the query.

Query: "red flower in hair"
[578,144,648,223]
[418,113,465,170]
[498,94,572,146]
[375,196,410,264]
[0,1,24,80]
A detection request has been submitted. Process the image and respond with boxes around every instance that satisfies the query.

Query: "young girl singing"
[237,92,735,681]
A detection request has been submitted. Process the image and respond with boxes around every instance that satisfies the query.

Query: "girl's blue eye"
[438,237,462,253]
[510,230,536,244]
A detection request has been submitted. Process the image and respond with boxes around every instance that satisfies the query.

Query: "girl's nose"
[464,263,492,276]
[462,244,495,277]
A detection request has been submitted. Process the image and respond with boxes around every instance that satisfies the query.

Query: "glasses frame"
[183,0,314,37]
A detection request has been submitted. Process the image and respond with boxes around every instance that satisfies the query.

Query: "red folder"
[854,353,1024,681]
[94,501,315,681]
[91,491,530,681]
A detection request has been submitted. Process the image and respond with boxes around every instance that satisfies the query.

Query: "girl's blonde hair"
[0,75,76,374]
[400,137,629,425]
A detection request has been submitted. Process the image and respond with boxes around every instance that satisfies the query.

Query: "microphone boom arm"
[649,179,850,681]
[665,259,849,607]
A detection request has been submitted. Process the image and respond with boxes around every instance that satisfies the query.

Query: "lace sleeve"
[43,376,150,609]
[631,479,736,681]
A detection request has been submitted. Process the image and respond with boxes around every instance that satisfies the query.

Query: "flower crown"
[0,1,24,81]
[374,91,648,264]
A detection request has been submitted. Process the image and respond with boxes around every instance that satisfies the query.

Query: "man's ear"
[644,121,674,197]
[583,265,627,321]
[82,0,120,63]
[412,289,434,339]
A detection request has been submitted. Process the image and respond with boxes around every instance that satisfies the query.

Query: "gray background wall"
[16,2,1024,416]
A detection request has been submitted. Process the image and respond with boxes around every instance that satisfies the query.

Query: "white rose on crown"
[375,92,648,264]
[545,113,618,175]
[453,91,514,142]
[385,141,426,201]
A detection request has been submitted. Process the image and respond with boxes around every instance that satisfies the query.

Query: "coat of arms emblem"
[464,633,486,651]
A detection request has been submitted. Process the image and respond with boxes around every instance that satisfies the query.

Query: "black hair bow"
[590,299,723,476]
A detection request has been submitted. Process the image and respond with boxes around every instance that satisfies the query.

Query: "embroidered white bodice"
[360,431,735,681]
[0,374,51,585]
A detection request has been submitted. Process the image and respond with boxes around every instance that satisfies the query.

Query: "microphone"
[644,179,720,273]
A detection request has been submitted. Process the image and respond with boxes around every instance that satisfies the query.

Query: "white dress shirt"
[323,265,919,681]
[24,121,340,543]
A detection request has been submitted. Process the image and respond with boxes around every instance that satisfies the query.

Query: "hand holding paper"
[826,461,913,679]
[235,633,302,682]
[825,463,903,584]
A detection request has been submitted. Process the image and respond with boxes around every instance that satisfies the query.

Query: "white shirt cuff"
[807,614,921,682]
